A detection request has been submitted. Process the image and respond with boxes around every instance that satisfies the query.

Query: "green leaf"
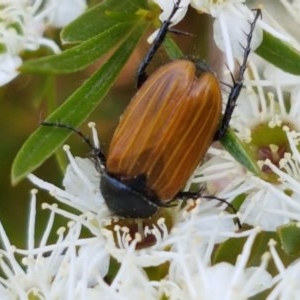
[277,222,300,256]
[62,0,149,43]
[11,23,148,185]
[256,31,300,75]
[20,23,134,74]
[221,128,262,176]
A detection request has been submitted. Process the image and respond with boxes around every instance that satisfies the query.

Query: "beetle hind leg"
[215,9,261,140]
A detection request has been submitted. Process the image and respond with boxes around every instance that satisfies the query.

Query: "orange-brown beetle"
[43,3,261,219]
[107,60,221,199]
[99,59,222,217]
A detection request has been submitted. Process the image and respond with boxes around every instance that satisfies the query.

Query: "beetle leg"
[176,191,242,228]
[176,190,203,200]
[215,8,261,140]
[137,0,182,88]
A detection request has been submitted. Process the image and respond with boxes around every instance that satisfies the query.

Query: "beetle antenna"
[137,0,182,88]
[215,8,261,140]
[41,121,106,164]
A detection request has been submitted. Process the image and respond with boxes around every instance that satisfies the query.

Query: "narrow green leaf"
[21,23,134,74]
[277,222,300,256]
[221,129,262,176]
[62,0,149,43]
[256,31,300,75]
[12,23,148,185]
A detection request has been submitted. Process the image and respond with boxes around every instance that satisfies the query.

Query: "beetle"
[43,2,261,220]
[104,59,222,218]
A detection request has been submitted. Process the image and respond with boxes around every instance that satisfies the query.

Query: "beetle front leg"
[214,9,261,140]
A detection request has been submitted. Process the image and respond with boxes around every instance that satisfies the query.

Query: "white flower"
[0,189,110,299]
[103,197,242,269]
[0,0,87,86]
[62,151,103,212]
[190,0,261,71]
[190,0,294,73]
[232,59,300,141]
[268,239,300,299]
[152,0,190,24]
[97,205,262,299]
[46,0,87,28]
[101,238,162,299]
[0,54,22,85]
[161,228,272,299]
[193,148,291,230]
[148,0,190,43]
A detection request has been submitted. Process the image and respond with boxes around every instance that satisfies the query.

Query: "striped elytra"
[106,59,222,201]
